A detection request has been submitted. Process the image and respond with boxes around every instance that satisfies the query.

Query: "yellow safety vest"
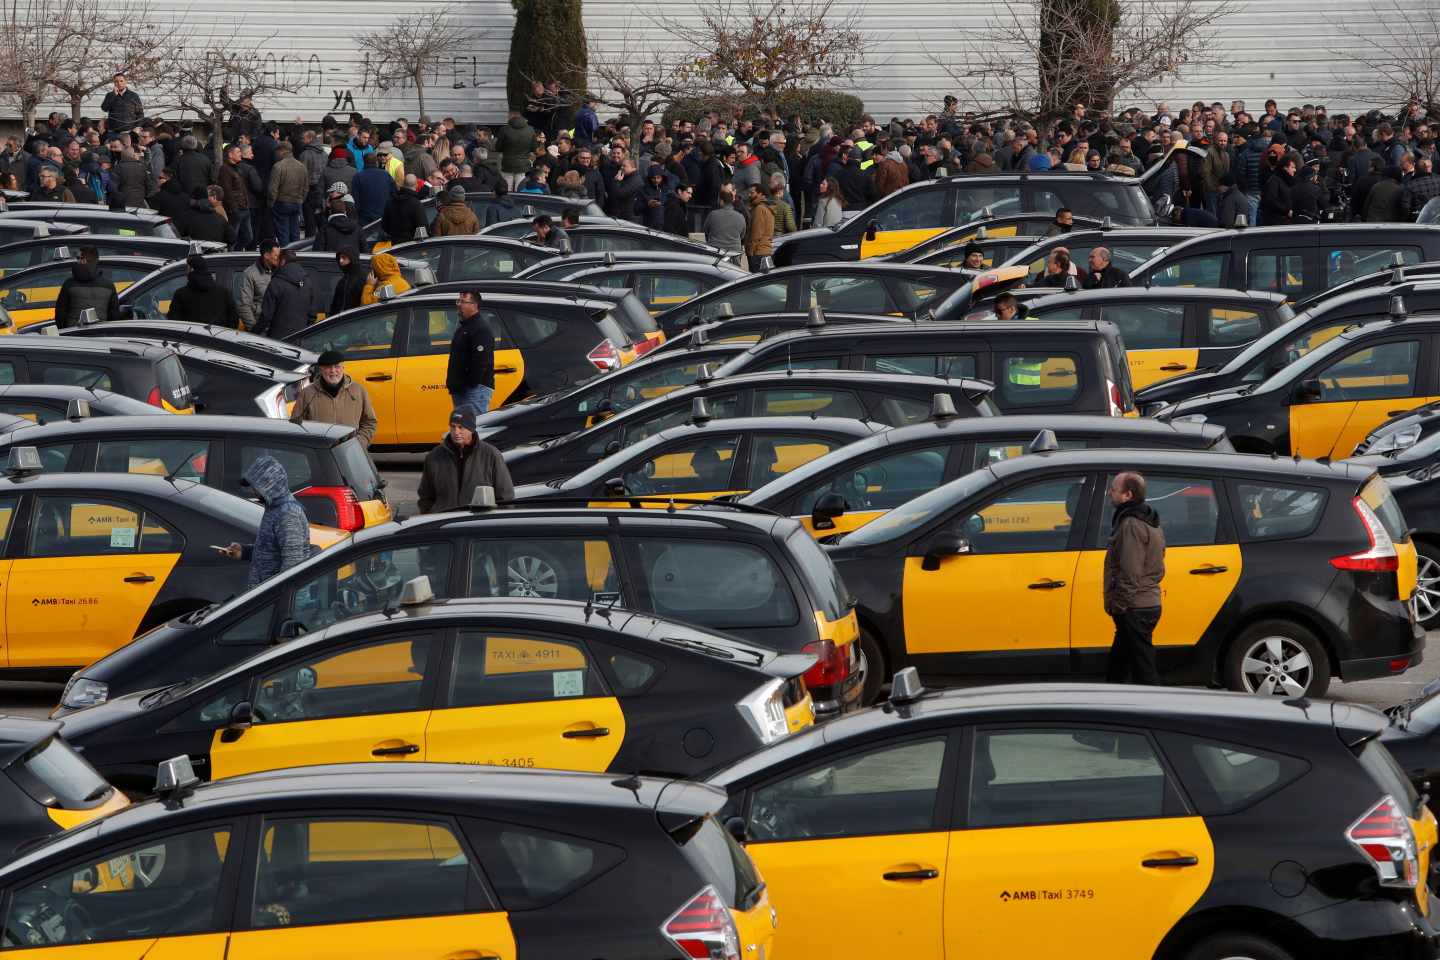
[1009,357,1043,386]
[386,154,404,185]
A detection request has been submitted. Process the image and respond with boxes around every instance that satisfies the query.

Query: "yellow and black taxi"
[60,501,862,718]
[142,341,305,418]
[289,289,649,450]
[502,369,995,485]
[513,248,727,282]
[1000,225,1214,285]
[707,678,1440,960]
[53,318,318,374]
[0,717,127,862]
[884,213,1105,266]
[561,259,749,314]
[0,761,777,960]
[1011,287,1293,389]
[0,235,212,278]
[712,316,1136,417]
[643,309,911,361]
[0,385,164,424]
[655,263,972,337]
[1130,223,1440,301]
[0,204,179,238]
[380,236,560,284]
[0,449,342,680]
[827,446,1421,698]
[0,414,389,531]
[0,257,165,331]
[1156,309,1440,458]
[57,590,815,785]
[1137,275,1440,411]
[0,337,194,414]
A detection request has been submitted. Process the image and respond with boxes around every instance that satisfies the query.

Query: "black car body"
[0,256,166,330]
[152,341,304,417]
[540,224,726,258]
[644,310,911,361]
[883,212,1106,265]
[0,235,213,278]
[513,249,730,282]
[0,220,86,252]
[999,226,1214,282]
[0,336,193,413]
[478,214,628,238]
[52,319,318,373]
[380,236,560,285]
[0,204,179,237]
[0,384,163,423]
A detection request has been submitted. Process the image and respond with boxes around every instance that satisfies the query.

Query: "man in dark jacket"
[494,111,536,190]
[417,407,515,513]
[381,175,428,241]
[290,350,378,447]
[54,247,118,328]
[148,167,189,221]
[1365,167,1406,222]
[108,147,149,208]
[217,143,254,249]
[1216,172,1250,227]
[100,73,143,134]
[604,158,643,222]
[329,248,368,316]
[351,153,395,225]
[178,186,235,245]
[663,182,693,235]
[447,289,495,414]
[1290,164,1328,223]
[167,254,240,326]
[314,190,359,253]
[174,135,213,198]
[1083,247,1130,289]
[220,455,311,587]
[1103,471,1166,685]
[253,251,311,339]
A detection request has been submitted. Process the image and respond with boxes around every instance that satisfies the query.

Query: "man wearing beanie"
[168,254,241,327]
[417,407,514,513]
[290,349,378,448]
[1216,171,1249,228]
[433,183,480,236]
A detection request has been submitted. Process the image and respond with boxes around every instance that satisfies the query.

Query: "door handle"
[1189,565,1229,575]
[1141,855,1199,868]
[441,952,501,960]
[562,727,611,739]
[1027,579,1066,590]
[1159,363,1188,371]
[123,574,156,584]
[371,743,420,756]
[1389,410,1412,416]
[365,373,394,382]
[883,868,939,881]
[495,365,518,374]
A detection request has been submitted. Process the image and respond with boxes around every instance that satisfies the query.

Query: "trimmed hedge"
[662,89,866,133]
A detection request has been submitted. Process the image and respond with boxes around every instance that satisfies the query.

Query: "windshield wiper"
[661,636,764,665]
[179,602,219,624]
[543,477,567,488]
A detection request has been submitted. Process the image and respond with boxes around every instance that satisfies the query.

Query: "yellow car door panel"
[344,357,399,446]
[1289,400,1356,458]
[1069,545,1242,650]
[1331,397,1433,459]
[209,708,430,780]
[1290,337,1426,457]
[859,226,949,259]
[228,916,515,960]
[1127,347,1200,390]
[903,552,1079,655]
[8,933,231,959]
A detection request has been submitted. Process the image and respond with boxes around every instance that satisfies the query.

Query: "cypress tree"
[507,0,588,111]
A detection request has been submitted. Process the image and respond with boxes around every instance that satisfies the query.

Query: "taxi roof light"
[691,397,712,424]
[603,251,617,267]
[77,307,99,326]
[1389,294,1408,321]
[930,392,958,420]
[411,263,437,287]
[5,446,41,477]
[52,244,69,260]
[65,398,90,420]
[469,485,497,510]
[412,226,428,240]
[1028,428,1060,454]
[399,575,434,606]
[1101,216,1114,230]
[154,754,199,805]
[806,305,826,328]
[974,226,988,240]
[694,363,717,384]
[891,666,925,704]
[1063,274,1079,293]
[1233,213,1249,228]
[375,284,396,302]
[690,324,710,346]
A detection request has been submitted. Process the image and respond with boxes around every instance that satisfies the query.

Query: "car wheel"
[1413,541,1440,629]
[1181,932,1295,960]
[857,628,885,706]
[1224,620,1330,698]
[506,547,563,599]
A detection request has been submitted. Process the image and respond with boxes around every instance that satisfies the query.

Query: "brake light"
[801,639,849,689]
[1347,795,1418,888]
[587,338,621,372]
[633,336,660,357]
[1107,379,1123,416]
[146,386,162,408]
[298,485,364,531]
[662,886,740,960]
[1331,496,1399,572]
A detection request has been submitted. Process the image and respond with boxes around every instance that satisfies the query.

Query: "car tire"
[1181,932,1295,960]
[1413,540,1440,630]
[857,628,886,706]
[1223,619,1331,699]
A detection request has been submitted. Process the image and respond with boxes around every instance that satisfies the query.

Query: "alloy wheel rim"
[506,555,559,598]
[1239,635,1312,697]
[1415,554,1440,622]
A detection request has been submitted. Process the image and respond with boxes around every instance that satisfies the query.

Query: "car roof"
[1025,287,1290,308]
[567,261,742,278]
[1146,223,1440,259]
[103,338,298,378]
[988,446,1376,482]
[385,289,619,312]
[65,321,317,360]
[0,335,169,358]
[405,279,631,303]
[704,367,993,394]
[746,318,1109,352]
[0,235,189,252]
[0,206,170,223]
[0,384,151,405]
[0,471,230,497]
[1,256,167,278]
[385,235,556,254]
[0,415,350,444]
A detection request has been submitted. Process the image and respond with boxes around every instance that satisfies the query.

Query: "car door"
[393,304,513,445]
[295,307,402,445]
[1197,302,1270,372]
[227,815,515,960]
[1095,302,1194,390]
[0,264,76,328]
[857,187,956,258]
[0,495,16,666]
[6,495,181,669]
[1246,247,1317,301]
[208,632,438,780]
[788,442,956,536]
[947,726,1212,958]
[901,475,1089,674]
[595,432,744,506]
[739,733,955,960]
[1288,335,1430,458]
[1068,474,1242,674]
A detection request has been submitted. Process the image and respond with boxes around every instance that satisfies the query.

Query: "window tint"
[749,738,946,841]
[874,190,949,230]
[218,601,276,646]
[956,185,1021,218]
[756,354,844,373]
[618,434,740,495]
[252,818,474,928]
[583,358,709,415]
[996,353,1079,408]
[747,433,847,489]
[30,497,180,556]
[254,636,432,723]
[0,361,17,386]
[958,476,1084,554]
[893,277,951,309]
[1234,482,1327,540]
[38,364,111,390]
[447,632,601,708]
[970,729,1168,827]
[1149,253,1224,288]
[470,822,618,910]
[33,442,74,472]
[1098,476,1220,548]
[807,275,894,313]
[637,274,704,311]
[469,538,619,602]
[0,401,59,423]
[601,648,662,693]
[796,445,949,514]
[406,306,459,355]
[1099,303,1185,350]
[972,436,1091,470]
[1160,733,1308,815]
[454,246,531,278]
[1325,246,1420,288]
[864,353,977,378]
[503,310,560,348]
[1315,340,1420,401]
[289,543,452,631]
[634,538,799,628]
[240,444,314,489]
[695,279,788,322]
[754,388,865,419]
[1206,307,1265,346]
[129,272,185,319]
[97,437,209,482]
[872,394,940,426]
[1247,251,1308,297]
[298,310,399,360]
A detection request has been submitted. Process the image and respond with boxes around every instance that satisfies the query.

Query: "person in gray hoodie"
[220,455,312,587]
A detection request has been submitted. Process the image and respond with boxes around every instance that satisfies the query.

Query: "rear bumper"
[1295,894,1440,960]
[1338,603,1426,681]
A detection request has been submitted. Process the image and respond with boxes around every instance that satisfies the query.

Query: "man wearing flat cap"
[290,349,378,448]
[417,408,514,513]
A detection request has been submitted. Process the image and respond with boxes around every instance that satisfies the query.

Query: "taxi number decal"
[998,888,1095,902]
[485,636,586,675]
[478,757,536,768]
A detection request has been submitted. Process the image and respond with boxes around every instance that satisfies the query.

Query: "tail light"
[663,886,740,960]
[146,386,163,408]
[298,485,364,531]
[1331,496,1399,572]
[1106,379,1123,416]
[737,678,790,744]
[801,639,849,689]
[587,339,621,372]
[633,336,660,357]
[1347,795,1418,888]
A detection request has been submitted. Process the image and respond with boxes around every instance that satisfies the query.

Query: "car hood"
[55,619,218,709]
[1136,367,1232,405]
[56,687,153,746]
[1163,385,1255,416]
[774,226,836,249]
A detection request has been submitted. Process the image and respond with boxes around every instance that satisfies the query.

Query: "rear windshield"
[671,814,764,910]
[785,527,853,620]
[633,538,799,629]
[610,296,660,343]
[332,436,381,500]
[1360,475,1409,542]
[8,737,112,810]
[1356,738,1420,812]
[155,354,191,409]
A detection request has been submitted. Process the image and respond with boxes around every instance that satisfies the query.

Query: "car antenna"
[611,772,643,800]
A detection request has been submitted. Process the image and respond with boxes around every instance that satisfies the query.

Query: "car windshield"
[842,467,996,547]
[740,434,888,505]
[1219,309,1322,377]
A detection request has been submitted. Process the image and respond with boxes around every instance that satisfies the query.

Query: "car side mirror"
[117,303,134,321]
[220,700,253,742]
[604,438,622,456]
[864,219,878,242]
[276,618,308,642]
[920,531,969,571]
[811,491,848,531]
[595,398,615,415]
[724,816,747,842]
[603,476,627,497]
[1291,378,1323,405]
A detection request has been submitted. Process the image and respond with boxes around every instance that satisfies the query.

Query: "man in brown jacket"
[268,142,309,246]
[290,350,378,448]
[744,183,775,272]
[1103,471,1166,684]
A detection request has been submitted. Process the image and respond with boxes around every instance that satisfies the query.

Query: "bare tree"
[654,0,873,110]
[50,0,179,122]
[539,21,697,132]
[356,5,485,117]
[0,0,82,128]
[928,0,1235,120]
[1318,0,1440,115]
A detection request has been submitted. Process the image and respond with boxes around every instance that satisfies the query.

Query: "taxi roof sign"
[891,666,925,704]
[155,754,199,804]
[691,397,712,424]
[1028,429,1060,454]
[65,398,91,420]
[930,393,958,420]
[5,446,41,476]
[469,485,497,510]
[399,575,434,606]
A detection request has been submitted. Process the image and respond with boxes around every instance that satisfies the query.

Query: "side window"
[892,277,951,310]
[1247,251,1308,297]
[468,538,619,602]
[807,275,894,314]
[130,272,186,319]
[446,632,602,708]
[637,274,704,311]
[240,444,314,489]
[1233,482,1328,541]
[796,445,950,514]
[1278,322,1348,364]
[748,738,947,841]
[747,433,848,489]
[466,821,619,910]
[970,729,1171,827]
[955,476,1085,554]
[864,353,977,378]
[619,434,740,495]
[217,601,277,646]
[254,636,433,724]
[288,543,453,630]
[4,826,232,947]
[0,495,16,552]
[754,388,865,419]
[96,438,209,482]
[1148,253,1225,288]
[1029,189,1064,214]
[30,497,180,556]
[590,359,707,413]
[633,538,799,628]
[1315,340,1420,401]
[252,818,475,928]
[874,190,950,230]
[870,394,939,426]
[973,436,1091,470]
[502,310,561,348]
[1206,307,1265,347]
[453,247,526,278]
[1097,475,1220,548]
[996,353,1079,408]
[1158,732,1309,815]
[1324,246,1420,288]
[697,279,788,322]
[297,310,400,361]
[956,185,1021,219]
[34,442,75,472]
[404,306,457,356]
[0,361,18,386]
[38,363,112,390]
[1098,303,1186,350]
[610,393,739,450]
[0,400,58,423]
[756,354,844,373]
